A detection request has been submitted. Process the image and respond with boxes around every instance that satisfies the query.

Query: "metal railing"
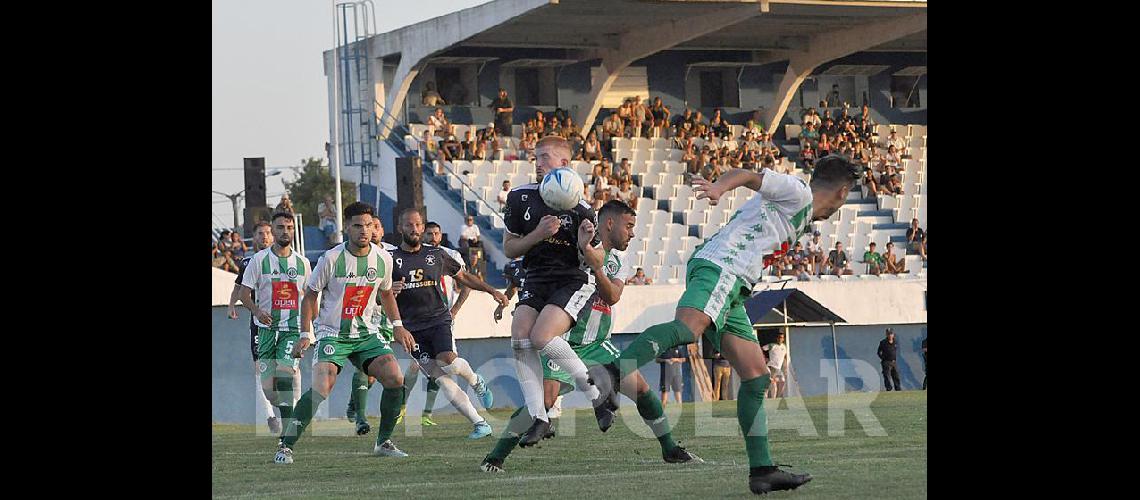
[424,148,508,226]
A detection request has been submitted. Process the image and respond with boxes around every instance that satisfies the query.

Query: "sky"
[211,0,489,228]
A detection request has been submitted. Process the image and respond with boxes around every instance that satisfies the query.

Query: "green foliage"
[283,157,357,226]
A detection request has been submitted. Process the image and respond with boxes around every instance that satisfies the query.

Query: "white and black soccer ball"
[539,167,584,211]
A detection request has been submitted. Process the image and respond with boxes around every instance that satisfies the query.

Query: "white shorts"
[768,366,785,381]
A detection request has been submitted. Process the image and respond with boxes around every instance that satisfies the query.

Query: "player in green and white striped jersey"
[612,157,861,494]
[480,201,701,472]
[275,202,416,464]
[345,216,399,436]
[238,212,311,435]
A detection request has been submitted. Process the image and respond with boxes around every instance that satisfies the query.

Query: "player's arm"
[227,283,243,319]
[238,261,272,326]
[577,220,625,306]
[450,283,471,318]
[454,270,509,307]
[692,168,764,206]
[503,215,559,258]
[379,289,414,353]
[494,281,517,323]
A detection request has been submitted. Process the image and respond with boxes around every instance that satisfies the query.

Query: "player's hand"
[254,308,272,326]
[577,219,596,251]
[392,278,406,296]
[394,326,415,353]
[293,336,312,358]
[535,215,560,239]
[493,304,505,323]
[227,305,239,320]
[491,290,509,308]
[692,176,724,206]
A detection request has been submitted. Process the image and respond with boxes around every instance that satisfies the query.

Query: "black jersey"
[504,258,526,289]
[235,256,255,328]
[503,182,600,285]
[389,244,464,332]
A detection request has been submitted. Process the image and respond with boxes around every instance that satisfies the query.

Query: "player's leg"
[251,326,280,433]
[718,306,811,493]
[510,304,549,424]
[881,361,893,391]
[346,368,374,435]
[415,327,490,436]
[529,284,604,406]
[363,350,408,457]
[421,377,440,425]
[276,336,343,463]
[435,339,493,408]
[482,378,564,471]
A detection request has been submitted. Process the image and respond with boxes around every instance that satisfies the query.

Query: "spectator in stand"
[711,349,732,400]
[519,132,537,161]
[428,107,451,139]
[459,214,482,267]
[774,248,795,277]
[877,329,902,391]
[589,163,610,203]
[800,142,817,173]
[611,178,638,210]
[561,116,580,140]
[318,195,337,243]
[789,241,809,274]
[440,133,462,161]
[582,130,603,162]
[826,241,854,276]
[825,84,842,107]
[626,267,653,285]
[906,218,927,261]
[876,165,902,195]
[799,122,820,148]
[421,81,446,106]
[806,230,826,276]
[650,97,670,134]
[862,242,884,275]
[761,333,790,398]
[817,133,833,158]
[883,241,907,274]
[760,155,777,173]
[709,108,730,138]
[673,108,692,135]
[212,233,240,273]
[472,141,488,161]
[569,133,584,161]
[229,231,250,260]
[795,262,812,281]
[274,193,294,214]
[885,129,907,152]
[862,165,880,198]
[497,180,511,212]
[419,130,440,163]
[489,88,514,136]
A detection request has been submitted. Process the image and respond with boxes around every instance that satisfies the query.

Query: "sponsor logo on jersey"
[341,285,373,319]
[521,194,528,202]
[425,254,436,266]
[366,267,378,282]
[272,282,299,310]
[558,214,573,229]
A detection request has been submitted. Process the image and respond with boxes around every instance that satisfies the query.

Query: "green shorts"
[314,332,394,373]
[543,338,622,395]
[676,257,758,352]
[256,328,301,378]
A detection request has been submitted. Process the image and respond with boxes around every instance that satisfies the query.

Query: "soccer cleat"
[468,421,493,439]
[274,445,294,464]
[544,420,557,440]
[473,374,494,408]
[748,466,813,494]
[373,439,409,457]
[518,418,551,447]
[395,406,405,425]
[421,415,437,426]
[267,416,282,435]
[479,456,505,473]
[593,393,618,432]
[355,419,371,436]
[663,445,704,464]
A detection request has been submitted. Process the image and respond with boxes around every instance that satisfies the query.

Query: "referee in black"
[876,328,902,391]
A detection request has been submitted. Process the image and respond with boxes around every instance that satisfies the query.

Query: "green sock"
[350,370,373,424]
[737,375,774,467]
[617,320,694,379]
[636,390,677,453]
[280,389,325,448]
[487,406,531,461]
[375,386,406,444]
[424,379,440,416]
[274,375,295,420]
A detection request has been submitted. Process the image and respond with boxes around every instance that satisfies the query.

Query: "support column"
[763,12,926,133]
[379,55,424,139]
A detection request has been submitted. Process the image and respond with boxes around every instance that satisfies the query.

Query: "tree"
[283,157,357,229]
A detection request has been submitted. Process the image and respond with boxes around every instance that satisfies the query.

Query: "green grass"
[213,391,925,499]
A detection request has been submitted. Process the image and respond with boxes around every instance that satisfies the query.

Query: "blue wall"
[214,307,926,424]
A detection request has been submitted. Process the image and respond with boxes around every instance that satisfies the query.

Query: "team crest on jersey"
[520,290,533,300]
[605,260,619,276]
[286,267,298,279]
[323,344,335,356]
[418,351,431,364]
[425,254,436,266]
[366,267,378,281]
[257,361,268,373]
[558,214,573,229]
[521,194,528,202]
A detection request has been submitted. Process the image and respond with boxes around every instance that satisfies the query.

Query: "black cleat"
[518,418,550,448]
[355,419,371,436]
[544,421,556,440]
[479,456,505,472]
[748,466,813,494]
[663,445,704,464]
[592,391,619,432]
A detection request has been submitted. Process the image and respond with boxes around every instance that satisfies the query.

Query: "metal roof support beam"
[575,4,758,128]
[762,11,926,133]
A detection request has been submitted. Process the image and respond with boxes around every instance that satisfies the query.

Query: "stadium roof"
[745,288,846,325]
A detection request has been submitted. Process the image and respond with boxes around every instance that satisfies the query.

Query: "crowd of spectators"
[212,229,247,274]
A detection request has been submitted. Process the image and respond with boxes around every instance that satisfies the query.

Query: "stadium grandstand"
[214,0,926,425]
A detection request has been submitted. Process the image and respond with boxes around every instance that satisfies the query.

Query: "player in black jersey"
[493,257,525,323]
[390,208,509,439]
[226,221,297,434]
[501,135,616,446]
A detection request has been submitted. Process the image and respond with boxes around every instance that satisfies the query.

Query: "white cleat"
[373,439,409,457]
[274,446,294,464]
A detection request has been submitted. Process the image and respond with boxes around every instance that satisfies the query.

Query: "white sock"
[512,339,549,421]
[256,374,276,418]
[442,357,479,386]
[541,336,600,401]
[547,395,564,419]
[435,374,484,424]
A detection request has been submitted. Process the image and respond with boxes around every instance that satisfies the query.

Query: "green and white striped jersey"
[563,249,634,345]
[240,247,311,332]
[691,170,814,286]
[308,242,393,340]
[370,242,399,338]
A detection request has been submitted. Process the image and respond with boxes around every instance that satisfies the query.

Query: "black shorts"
[249,321,259,361]
[410,323,456,364]
[517,279,596,326]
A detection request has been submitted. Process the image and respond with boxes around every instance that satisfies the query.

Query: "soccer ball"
[539,168,584,211]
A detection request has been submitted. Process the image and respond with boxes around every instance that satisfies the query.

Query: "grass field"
[213,391,925,498]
